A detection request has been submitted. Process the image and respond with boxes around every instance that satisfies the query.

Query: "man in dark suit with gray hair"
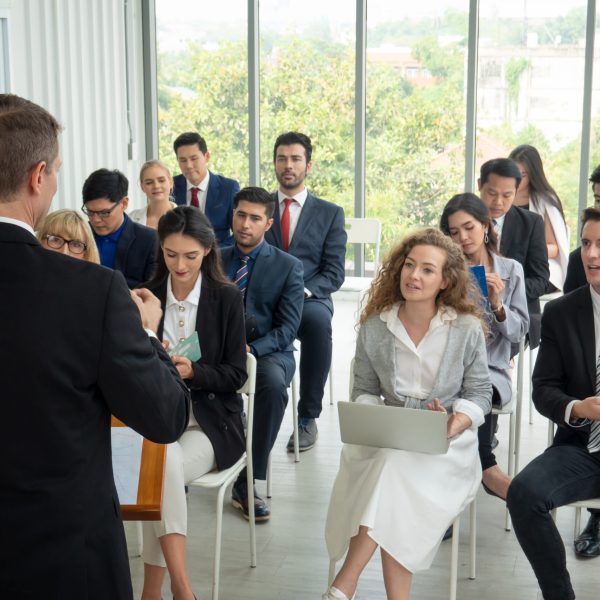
[0,94,189,599]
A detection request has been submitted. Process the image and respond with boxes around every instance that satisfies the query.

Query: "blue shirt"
[227,241,265,288]
[94,214,128,269]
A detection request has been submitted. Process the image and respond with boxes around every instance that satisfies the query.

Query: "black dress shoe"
[491,435,499,450]
[232,482,270,522]
[482,481,506,502]
[442,525,453,541]
[574,513,600,557]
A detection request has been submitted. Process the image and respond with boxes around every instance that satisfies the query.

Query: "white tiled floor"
[126,294,600,599]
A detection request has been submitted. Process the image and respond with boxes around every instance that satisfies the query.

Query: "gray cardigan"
[352,310,492,418]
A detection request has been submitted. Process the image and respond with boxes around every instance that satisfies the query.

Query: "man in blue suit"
[266,132,347,451]
[172,131,240,247]
[82,168,157,288]
[221,187,304,521]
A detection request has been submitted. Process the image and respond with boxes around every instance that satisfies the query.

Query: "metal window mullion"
[464,0,479,192]
[248,0,260,186]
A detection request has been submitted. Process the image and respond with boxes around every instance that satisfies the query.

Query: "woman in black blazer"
[141,206,247,600]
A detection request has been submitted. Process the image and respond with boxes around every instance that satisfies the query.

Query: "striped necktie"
[235,255,250,297]
[588,353,600,452]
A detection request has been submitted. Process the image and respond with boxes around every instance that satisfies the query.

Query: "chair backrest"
[237,352,257,396]
[345,218,382,270]
[238,353,257,472]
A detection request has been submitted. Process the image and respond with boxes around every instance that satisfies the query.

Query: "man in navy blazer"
[265,132,347,451]
[221,187,304,521]
[478,158,549,347]
[82,168,157,288]
[172,131,240,246]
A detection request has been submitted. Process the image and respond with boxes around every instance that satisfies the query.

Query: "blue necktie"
[235,255,250,297]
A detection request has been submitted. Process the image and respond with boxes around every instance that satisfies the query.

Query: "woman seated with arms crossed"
[129,159,177,228]
[440,193,529,500]
[140,206,247,600]
[37,208,100,263]
[324,228,492,600]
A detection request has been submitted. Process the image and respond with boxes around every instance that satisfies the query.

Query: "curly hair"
[360,228,484,325]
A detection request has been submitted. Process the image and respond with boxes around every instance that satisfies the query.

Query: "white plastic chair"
[327,501,476,600]
[188,353,258,600]
[340,218,382,308]
[492,337,525,531]
[266,365,299,498]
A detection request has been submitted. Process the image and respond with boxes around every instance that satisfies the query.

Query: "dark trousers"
[251,351,295,480]
[297,299,333,419]
[507,444,600,600]
[478,387,501,471]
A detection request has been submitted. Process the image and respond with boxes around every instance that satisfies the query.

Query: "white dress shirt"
[0,216,36,237]
[493,213,506,247]
[163,273,202,347]
[186,172,210,212]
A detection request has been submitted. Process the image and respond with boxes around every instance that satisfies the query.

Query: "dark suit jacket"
[564,247,586,293]
[221,242,304,357]
[0,222,189,599]
[500,205,550,346]
[148,276,247,470]
[265,192,347,312]
[112,217,157,288]
[532,285,596,449]
[173,170,240,247]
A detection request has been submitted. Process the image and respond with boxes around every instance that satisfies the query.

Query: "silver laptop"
[337,401,450,455]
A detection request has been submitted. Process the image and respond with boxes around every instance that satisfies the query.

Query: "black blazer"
[148,276,247,470]
[0,223,189,599]
[564,247,586,293]
[500,205,550,346]
[265,192,347,312]
[532,285,596,449]
[113,217,157,288]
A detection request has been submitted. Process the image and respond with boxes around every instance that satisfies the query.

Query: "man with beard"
[265,132,347,451]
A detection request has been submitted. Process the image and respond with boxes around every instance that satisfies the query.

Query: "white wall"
[0,0,149,211]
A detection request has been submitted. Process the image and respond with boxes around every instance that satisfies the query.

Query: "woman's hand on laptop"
[425,398,446,413]
[446,412,472,439]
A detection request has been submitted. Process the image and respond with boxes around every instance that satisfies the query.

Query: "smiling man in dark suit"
[221,187,304,521]
[172,131,240,247]
[83,168,157,288]
[478,158,550,348]
[0,94,189,599]
[508,208,600,600]
[266,132,347,451]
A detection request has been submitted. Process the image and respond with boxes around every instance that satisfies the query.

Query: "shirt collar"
[234,239,265,261]
[187,171,210,193]
[166,272,202,309]
[379,303,457,334]
[95,213,128,241]
[0,216,36,237]
[494,214,506,228]
[277,188,308,207]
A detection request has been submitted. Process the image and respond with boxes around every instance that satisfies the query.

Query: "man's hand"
[131,288,162,333]
[172,355,194,380]
[571,397,600,421]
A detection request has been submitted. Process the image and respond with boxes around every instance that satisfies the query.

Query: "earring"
[484,230,489,244]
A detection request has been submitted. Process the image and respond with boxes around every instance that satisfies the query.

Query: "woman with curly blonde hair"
[324,228,492,600]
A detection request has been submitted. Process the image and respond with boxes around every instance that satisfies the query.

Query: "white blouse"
[163,273,202,348]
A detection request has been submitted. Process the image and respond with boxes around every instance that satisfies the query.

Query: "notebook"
[337,401,450,455]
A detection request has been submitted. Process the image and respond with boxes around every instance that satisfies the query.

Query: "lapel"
[205,171,219,215]
[268,192,283,248]
[195,277,218,355]
[576,287,596,389]
[247,242,271,294]
[288,192,314,251]
[499,206,517,256]
[115,218,134,271]
[151,278,169,340]
[426,320,457,402]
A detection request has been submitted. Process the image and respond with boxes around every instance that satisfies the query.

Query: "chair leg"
[266,453,272,499]
[528,346,534,425]
[574,507,582,538]
[212,482,226,600]
[514,345,524,475]
[449,514,460,600]
[469,500,476,580]
[292,371,300,463]
[135,521,143,557]
[329,369,334,405]
[328,559,336,586]
[247,470,257,569]
[505,411,516,531]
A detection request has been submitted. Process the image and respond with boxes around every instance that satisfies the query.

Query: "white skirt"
[324,428,481,573]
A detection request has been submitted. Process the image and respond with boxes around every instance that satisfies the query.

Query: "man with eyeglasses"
[82,168,157,287]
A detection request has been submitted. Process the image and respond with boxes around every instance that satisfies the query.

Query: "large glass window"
[155,0,248,184]
[477,1,588,245]
[366,1,469,256]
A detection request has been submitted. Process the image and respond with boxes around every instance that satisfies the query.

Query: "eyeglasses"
[81,202,121,219]
[44,235,87,255]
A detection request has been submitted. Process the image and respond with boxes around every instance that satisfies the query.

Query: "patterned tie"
[235,255,250,297]
[588,353,600,452]
[280,198,294,252]
[190,187,200,208]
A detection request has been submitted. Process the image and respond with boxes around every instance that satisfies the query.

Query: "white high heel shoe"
[322,585,355,600]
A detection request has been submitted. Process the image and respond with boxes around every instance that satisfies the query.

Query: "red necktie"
[281,198,294,252]
[190,187,200,208]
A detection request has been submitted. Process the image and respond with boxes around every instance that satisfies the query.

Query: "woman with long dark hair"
[140,206,247,600]
[509,144,569,290]
[440,193,529,500]
[323,229,492,600]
